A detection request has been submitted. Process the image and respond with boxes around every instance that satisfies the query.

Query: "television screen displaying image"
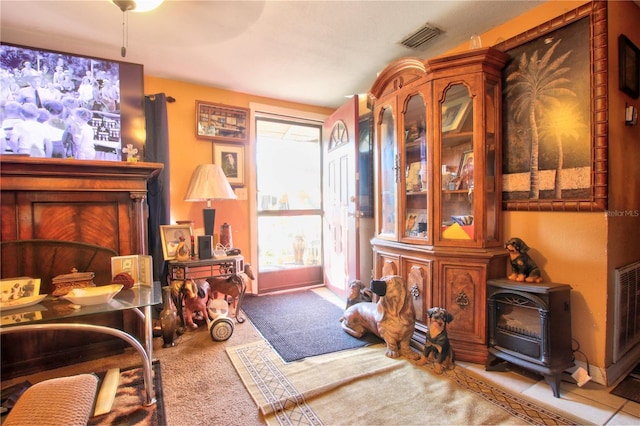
[0,43,145,161]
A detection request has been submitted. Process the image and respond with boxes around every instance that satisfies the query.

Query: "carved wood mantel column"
[130,191,149,255]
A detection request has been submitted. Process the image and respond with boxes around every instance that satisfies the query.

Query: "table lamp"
[184,164,237,237]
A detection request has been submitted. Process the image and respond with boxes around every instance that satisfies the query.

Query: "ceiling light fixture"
[112,0,164,57]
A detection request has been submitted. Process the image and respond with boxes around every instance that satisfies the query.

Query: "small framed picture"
[405,209,427,237]
[160,225,193,261]
[196,101,250,142]
[1,277,41,301]
[442,95,471,133]
[111,255,153,287]
[619,34,639,99]
[214,143,245,187]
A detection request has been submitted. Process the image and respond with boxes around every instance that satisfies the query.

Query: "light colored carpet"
[1,316,267,426]
[228,340,584,426]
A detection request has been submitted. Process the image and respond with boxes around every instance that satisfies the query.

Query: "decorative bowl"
[63,284,124,306]
[451,215,474,226]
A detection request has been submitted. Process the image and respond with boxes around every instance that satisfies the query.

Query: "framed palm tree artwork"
[497,1,608,212]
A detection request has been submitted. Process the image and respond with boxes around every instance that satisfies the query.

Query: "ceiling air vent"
[400,23,442,50]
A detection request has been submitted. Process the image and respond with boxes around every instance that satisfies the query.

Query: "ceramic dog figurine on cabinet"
[505,237,543,283]
[421,307,455,373]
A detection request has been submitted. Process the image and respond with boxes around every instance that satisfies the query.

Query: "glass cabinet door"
[378,106,396,238]
[439,84,474,242]
[484,79,500,243]
[401,93,428,242]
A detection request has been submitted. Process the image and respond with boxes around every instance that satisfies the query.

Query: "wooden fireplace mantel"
[0,156,163,254]
[0,156,164,378]
[0,156,162,192]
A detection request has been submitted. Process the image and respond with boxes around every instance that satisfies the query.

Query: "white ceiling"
[0,0,549,108]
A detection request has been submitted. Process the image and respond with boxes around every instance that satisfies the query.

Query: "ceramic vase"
[160,285,178,348]
[293,235,306,264]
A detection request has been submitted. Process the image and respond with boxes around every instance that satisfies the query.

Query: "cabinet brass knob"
[455,290,469,309]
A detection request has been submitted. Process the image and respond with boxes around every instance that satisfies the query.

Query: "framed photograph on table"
[196,101,249,143]
[111,255,153,286]
[1,277,41,299]
[214,143,245,186]
[160,225,192,260]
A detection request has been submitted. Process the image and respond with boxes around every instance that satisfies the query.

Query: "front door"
[322,97,360,298]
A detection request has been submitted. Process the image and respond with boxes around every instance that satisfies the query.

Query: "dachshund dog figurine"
[340,276,423,362]
[345,280,373,309]
[505,237,543,283]
[422,307,455,374]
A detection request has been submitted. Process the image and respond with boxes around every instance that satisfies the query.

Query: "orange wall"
[605,0,640,369]
[479,0,607,373]
[143,76,333,266]
[450,0,640,381]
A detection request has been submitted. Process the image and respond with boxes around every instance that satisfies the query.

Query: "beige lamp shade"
[184,164,237,207]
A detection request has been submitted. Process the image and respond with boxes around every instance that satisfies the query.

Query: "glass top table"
[1,284,160,326]
[0,283,162,405]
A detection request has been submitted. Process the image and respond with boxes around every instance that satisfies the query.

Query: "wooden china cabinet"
[369,48,509,363]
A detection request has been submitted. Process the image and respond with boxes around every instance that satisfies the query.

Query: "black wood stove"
[486,279,574,397]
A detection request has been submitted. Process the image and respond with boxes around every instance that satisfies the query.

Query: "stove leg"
[544,374,562,398]
[485,353,509,372]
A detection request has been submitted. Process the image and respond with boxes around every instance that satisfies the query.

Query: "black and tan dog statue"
[345,280,373,309]
[340,276,423,362]
[505,237,543,283]
[422,307,455,374]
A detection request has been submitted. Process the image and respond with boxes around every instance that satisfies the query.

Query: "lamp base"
[204,208,216,236]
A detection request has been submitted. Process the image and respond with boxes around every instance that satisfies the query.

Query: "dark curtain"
[144,93,170,286]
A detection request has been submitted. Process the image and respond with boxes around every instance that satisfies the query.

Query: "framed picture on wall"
[214,143,245,186]
[497,1,608,212]
[619,34,639,99]
[196,101,249,143]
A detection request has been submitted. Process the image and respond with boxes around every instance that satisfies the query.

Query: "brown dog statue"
[505,237,543,283]
[172,279,209,329]
[421,307,455,374]
[340,275,423,362]
[206,264,254,313]
[345,280,372,309]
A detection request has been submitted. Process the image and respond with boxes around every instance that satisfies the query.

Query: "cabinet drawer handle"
[410,284,420,299]
[455,291,469,309]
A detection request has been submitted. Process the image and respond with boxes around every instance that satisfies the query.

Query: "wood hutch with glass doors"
[369,47,510,364]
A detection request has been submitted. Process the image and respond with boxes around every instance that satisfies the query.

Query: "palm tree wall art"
[502,16,591,203]
[498,1,608,212]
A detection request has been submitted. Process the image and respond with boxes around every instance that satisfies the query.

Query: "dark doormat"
[241,290,382,362]
[610,363,640,403]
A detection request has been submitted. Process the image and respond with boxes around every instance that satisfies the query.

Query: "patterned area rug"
[89,361,165,426]
[228,341,584,426]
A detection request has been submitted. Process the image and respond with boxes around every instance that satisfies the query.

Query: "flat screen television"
[0,42,145,161]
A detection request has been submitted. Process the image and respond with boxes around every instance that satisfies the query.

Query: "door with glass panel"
[255,118,323,293]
